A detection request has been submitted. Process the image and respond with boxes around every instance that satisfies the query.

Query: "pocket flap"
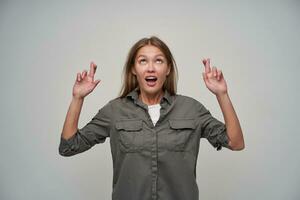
[169,119,196,129]
[116,119,143,131]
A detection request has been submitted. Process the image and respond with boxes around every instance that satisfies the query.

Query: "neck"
[139,90,164,105]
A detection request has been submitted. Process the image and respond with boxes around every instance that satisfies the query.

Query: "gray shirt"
[59,89,230,200]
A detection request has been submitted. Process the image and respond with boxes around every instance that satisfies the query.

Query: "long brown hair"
[119,36,178,98]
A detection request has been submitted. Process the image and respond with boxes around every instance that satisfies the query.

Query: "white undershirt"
[147,104,161,126]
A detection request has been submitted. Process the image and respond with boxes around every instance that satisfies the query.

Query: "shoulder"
[174,93,204,108]
[94,97,124,118]
[107,96,123,105]
[173,94,212,118]
[105,96,134,109]
[95,97,123,112]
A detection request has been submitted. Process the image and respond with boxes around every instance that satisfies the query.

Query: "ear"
[166,65,171,76]
[131,67,136,75]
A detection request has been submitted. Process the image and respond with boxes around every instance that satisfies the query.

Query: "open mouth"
[145,76,158,82]
[145,76,158,86]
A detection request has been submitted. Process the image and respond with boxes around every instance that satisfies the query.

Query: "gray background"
[1,0,299,199]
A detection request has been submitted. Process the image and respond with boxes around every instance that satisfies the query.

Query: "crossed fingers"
[77,62,97,82]
[88,62,97,77]
[202,58,222,81]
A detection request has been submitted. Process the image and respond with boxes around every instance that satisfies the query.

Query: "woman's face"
[132,45,170,96]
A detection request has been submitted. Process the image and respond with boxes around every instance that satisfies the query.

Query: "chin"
[140,86,163,95]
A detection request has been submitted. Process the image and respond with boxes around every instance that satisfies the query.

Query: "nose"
[147,61,155,72]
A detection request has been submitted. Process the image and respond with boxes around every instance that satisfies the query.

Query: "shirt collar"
[126,88,173,105]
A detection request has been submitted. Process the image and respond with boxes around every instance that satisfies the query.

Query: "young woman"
[59,36,245,200]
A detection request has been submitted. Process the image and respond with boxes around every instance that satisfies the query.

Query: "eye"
[139,59,147,64]
[156,59,164,64]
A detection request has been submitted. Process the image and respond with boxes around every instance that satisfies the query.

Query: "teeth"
[145,76,157,81]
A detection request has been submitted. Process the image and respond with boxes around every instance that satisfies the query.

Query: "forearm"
[216,92,245,150]
[61,97,84,140]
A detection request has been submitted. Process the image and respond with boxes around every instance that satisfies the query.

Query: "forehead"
[136,45,165,58]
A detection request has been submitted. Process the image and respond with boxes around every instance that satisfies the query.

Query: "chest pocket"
[115,119,143,153]
[168,119,196,151]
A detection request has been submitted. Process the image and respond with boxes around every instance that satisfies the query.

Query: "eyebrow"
[137,54,165,59]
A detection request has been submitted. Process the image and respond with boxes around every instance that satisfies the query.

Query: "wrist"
[216,91,228,98]
[72,96,84,102]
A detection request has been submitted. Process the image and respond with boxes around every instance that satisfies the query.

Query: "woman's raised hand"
[72,62,101,99]
[202,58,228,96]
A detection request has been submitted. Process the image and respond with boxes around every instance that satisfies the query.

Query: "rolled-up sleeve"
[59,102,112,157]
[198,103,230,151]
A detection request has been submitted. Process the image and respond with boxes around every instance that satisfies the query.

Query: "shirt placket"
[133,98,161,200]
